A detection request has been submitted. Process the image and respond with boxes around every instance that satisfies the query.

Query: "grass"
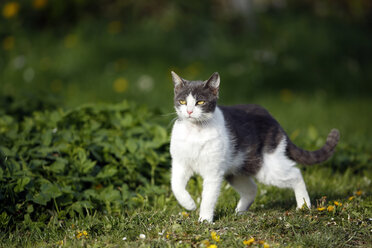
[1,169,370,247]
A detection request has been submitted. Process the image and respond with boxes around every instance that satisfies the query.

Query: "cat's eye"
[179,100,186,105]
[196,101,205,105]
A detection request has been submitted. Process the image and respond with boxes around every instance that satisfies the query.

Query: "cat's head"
[171,71,220,123]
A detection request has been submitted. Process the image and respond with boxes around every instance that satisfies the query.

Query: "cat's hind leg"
[226,175,257,214]
[255,140,311,209]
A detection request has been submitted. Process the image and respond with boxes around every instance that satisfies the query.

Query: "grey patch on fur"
[219,104,285,175]
[285,129,340,165]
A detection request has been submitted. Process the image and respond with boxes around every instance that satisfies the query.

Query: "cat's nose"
[187,110,193,115]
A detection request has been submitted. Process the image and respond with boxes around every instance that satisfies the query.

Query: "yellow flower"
[280,89,293,103]
[64,34,77,48]
[317,207,326,211]
[207,245,217,248]
[334,201,342,206]
[113,77,128,93]
[181,211,189,218]
[32,0,47,9]
[76,230,88,239]
[166,234,170,239]
[2,2,20,19]
[263,243,270,248]
[348,196,355,201]
[202,239,210,247]
[50,79,63,92]
[2,36,14,50]
[327,205,335,212]
[243,237,255,245]
[108,21,122,34]
[56,240,63,246]
[211,231,220,242]
[356,190,362,196]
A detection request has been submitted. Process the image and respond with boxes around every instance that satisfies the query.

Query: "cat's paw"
[235,208,247,215]
[182,201,197,211]
[198,215,213,223]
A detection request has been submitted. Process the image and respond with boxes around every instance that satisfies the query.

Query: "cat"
[169,71,340,223]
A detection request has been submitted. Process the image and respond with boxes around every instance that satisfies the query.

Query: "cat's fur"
[170,71,340,222]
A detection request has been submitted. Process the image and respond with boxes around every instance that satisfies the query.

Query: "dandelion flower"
[113,77,128,93]
[56,240,63,246]
[243,237,255,245]
[108,21,122,34]
[280,89,293,103]
[263,243,270,248]
[211,231,220,242]
[2,2,20,19]
[334,201,342,206]
[327,205,335,212]
[348,196,355,201]
[181,211,189,218]
[202,240,210,247]
[32,0,47,9]
[76,230,88,239]
[2,36,14,51]
[207,245,217,248]
[317,207,326,211]
[356,190,362,196]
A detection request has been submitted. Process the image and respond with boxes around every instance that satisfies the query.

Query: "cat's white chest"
[170,108,229,175]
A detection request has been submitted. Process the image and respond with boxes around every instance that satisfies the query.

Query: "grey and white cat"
[169,71,340,223]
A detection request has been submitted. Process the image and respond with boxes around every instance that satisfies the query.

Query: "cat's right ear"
[171,71,185,89]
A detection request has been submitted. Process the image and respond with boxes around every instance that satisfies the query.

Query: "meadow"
[1,1,371,247]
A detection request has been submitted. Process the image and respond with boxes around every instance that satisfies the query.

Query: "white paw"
[235,207,246,215]
[182,201,197,211]
[198,212,213,223]
[198,216,213,223]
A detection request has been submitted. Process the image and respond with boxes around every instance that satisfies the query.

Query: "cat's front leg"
[171,161,196,211]
[199,176,223,223]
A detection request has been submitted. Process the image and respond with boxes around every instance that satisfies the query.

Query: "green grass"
[1,170,370,247]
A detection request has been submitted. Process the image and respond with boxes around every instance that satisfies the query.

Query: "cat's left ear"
[171,71,185,89]
[204,72,220,96]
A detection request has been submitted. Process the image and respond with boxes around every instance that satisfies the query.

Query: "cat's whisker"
[160,112,178,117]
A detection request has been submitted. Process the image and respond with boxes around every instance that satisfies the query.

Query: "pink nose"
[187,110,193,115]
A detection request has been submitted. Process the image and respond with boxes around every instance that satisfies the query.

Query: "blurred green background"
[1,0,372,146]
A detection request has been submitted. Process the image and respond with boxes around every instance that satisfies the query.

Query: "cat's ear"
[171,71,185,89]
[204,72,220,96]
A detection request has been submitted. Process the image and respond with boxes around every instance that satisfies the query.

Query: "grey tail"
[286,129,340,165]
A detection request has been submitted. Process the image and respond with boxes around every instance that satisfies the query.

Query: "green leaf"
[98,185,121,202]
[14,177,31,193]
[97,166,118,179]
[41,183,62,198]
[126,139,137,154]
[41,130,53,146]
[49,160,66,173]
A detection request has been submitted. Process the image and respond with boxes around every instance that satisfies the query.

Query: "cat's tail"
[286,129,340,165]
